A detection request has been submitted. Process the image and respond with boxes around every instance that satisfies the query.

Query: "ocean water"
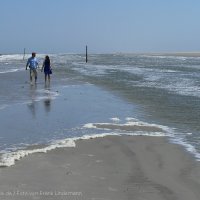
[0,53,200,166]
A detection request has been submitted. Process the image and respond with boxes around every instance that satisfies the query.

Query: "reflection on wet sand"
[27,84,52,117]
[27,84,38,118]
[44,84,51,113]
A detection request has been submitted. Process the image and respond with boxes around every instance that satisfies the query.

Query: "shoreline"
[1,52,200,57]
[1,53,200,199]
[117,52,200,57]
[147,52,200,57]
[0,135,200,200]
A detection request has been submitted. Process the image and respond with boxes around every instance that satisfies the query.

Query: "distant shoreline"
[1,52,200,57]
[112,52,200,57]
[145,52,200,57]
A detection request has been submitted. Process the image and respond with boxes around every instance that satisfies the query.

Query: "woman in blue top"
[41,55,52,83]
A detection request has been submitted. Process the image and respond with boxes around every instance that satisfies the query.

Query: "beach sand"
[0,63,200,200]
[0,135,200,200]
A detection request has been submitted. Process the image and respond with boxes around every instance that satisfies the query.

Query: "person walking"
[26,52,39,84]
[41,55,52,84]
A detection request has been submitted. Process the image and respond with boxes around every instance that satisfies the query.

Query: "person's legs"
[34,70,37,83]
[48,74,50,83]
[30,70,32,82]
[45,74,47,83]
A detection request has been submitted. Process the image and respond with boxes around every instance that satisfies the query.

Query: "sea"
[0,53,200,166]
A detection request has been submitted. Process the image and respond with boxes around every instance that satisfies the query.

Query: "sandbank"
[0,135,200,200]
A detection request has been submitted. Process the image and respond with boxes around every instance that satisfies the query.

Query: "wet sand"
[0,58,200,200]
[0,135,200,200]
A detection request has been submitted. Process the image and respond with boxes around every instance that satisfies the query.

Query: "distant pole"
[23,48,26,60]
[86,45,88,63]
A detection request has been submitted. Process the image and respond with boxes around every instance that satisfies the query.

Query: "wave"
[83,118,169,137]
[169,136,200,161]
[0,117,169,167]
[0,69,20,74]
[0,132,124,167]
[80,118,200,162]
[0,116,200,167]
[0,139,76,167]
[0,54,24,61]
[0,54,48,61]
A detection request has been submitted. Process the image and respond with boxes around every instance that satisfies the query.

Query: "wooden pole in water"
[86,45,88,63]
[23,48,26,60]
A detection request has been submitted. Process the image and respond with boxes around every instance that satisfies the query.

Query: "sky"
[1,0,200,54]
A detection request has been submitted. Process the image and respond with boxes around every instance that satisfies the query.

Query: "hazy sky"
[1,0,200,53]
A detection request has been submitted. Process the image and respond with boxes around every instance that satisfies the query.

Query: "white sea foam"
[1,116,169,167]
[122,65,200,98]
[83,118,171,137]
[72,60,200,98]
[73,59,194,98]
[83,119,200,161]
[0,122,199,167]
[83,123,96,129]
[0,69,20,74]
[72,62,117,76]
[74,62,200,97]
[125,117,139,122]
[0,133,121,167]
[169,136,200,161]
[0,139,75,167]
[140,55,188,61]
[110,117,120,122]
[0,54,24,61]
[74,133,119,140]
[84,122,168,136]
